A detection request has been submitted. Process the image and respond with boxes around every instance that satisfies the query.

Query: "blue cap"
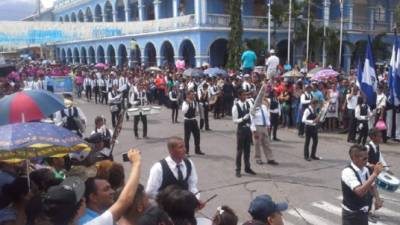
[248,195,288,220]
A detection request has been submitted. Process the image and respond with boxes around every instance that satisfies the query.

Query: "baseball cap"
[43,176,85,207]
[248,195,288,221]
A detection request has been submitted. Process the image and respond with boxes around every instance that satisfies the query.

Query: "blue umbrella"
[183,68,205,77]
[0,122,90,161]
[204,68,228,77]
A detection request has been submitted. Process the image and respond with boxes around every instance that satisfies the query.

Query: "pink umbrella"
[95,63,107,69]
[175,60,185,70]
[311,69,339,80]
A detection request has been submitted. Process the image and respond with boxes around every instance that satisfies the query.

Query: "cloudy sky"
[0,0,55,20]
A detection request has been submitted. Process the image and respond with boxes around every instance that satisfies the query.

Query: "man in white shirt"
[302,99,321,161]
[347,86,359,143]
[298,85,313,137]
[108,84,122,128]
[145,137,199,199]
[265,49,280,80]
[182,91,204,155]
[341,145,383,225]
[375,85,387,142]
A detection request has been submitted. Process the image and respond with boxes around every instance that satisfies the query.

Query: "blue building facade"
[37,0,397,72]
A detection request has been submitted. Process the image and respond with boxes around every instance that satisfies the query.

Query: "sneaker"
[267,160,279,165]
[245,169,257,175]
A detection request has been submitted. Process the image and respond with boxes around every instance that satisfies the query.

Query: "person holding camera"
[109,84,123,128]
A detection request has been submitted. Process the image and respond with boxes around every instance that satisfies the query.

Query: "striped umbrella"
[0,90,64,125]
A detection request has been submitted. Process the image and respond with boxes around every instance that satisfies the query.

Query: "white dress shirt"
[242,81,251,92]
[376,93,387,110]
[108,91,122,104]
[250,104,270,131]
[341,162,371,212]
[346,94,358,110]
[169,90,178,102]
[355,104,371,121]
[300,92,312,106]
[232,100,250,124]
[302,106,317,126]
[366,141,388,170]
[145,156,199,199]
[182,101,197,120]
[53,106,88,126]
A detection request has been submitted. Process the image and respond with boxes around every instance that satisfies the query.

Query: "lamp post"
[130,38,138,67]
[305,0,311,72]
[287,0,292,65]
[338,0,344,69]
[267,0,272,52]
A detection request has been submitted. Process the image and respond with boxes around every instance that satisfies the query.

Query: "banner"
[53,76,73,93]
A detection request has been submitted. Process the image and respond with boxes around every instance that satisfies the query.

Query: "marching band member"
[355,96,372,145]
[91,116,114,159]
[182,91,204,155]
[169,85,180,123]
[198,83,211,131]
[269,91,281,141]
[119,74,129,109]
[130,83,148,139]
[83,74,92,101]
[232,89,256,177]
[302,99,321,161]
[298,85,313,137]
[108,84,122,128]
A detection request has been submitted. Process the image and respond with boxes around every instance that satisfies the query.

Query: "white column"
[173,0,179,17]
[368,5,375,31]
[125,8,131,22]
[154,0,161,20]
[113,10,117,22]
[138,0,144,21]
[201,0,207,24]
[195,0,200,24]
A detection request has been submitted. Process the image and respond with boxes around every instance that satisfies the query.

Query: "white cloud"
[0,0,55,9]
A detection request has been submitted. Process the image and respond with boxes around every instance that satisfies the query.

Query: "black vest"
[270,97,279,110]
[341,165,371,211]
[184,102,196,119]
[134,91,147,106]
[171,91,177,99]
[302,93,311,109]
[360,104,368,116]
[306,107,317,120]
[236,102,251,128]
[159,158,192,191]
[367,143,380,165]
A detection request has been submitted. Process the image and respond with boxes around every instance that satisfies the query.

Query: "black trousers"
[304,125,318,159]
[85,85,92,100]
[298,108,306,136]
[236,126,252,172]
[270,113,279,139]
[158,89,165,105]
[357,120,369,145]
[200,104,210,130]
[111,109,120,128]
[94,86,100,103]
[100,87,107,104]
[171,101,179,122]
[223,96,233,116]
[342,209,368,225]
[184,119,201,153]
[134,114,147,137]
[47,86,54,93]
[347,109,357,142]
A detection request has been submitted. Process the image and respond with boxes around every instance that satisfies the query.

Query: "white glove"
[243,113,250,120]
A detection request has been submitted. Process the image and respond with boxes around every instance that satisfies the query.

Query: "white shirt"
[169,90,178,102]
[355,104,371,121]
[232,100,250,124]
[108,91,122,104]
[145,156,199,199]
[265,55,279,73]
[302,106,317,126]
[182,101,197,120]
[118,77,128,90]
[376,93,387,110]
[97,79,105,87]
[366,141,388,170]
[341,162,371,212]
[250,104,270,131]
[53,106,88,126]
[242,81,251,92]
[300,92,312,106]
[84,210,113,225]
[346,94,358,110]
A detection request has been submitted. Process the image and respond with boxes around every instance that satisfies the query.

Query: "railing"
[206,14,272,29]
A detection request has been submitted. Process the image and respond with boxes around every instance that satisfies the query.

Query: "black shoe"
[267,160,279,165]
[195,151,205,155]
[143,136,149,139]
[256,159,263,165]
[205,128,212,131]
[311,156,322,160]
[305,157,312,161]
[236,171,241,177]
[245,169,257,175]
[273,138,281,141]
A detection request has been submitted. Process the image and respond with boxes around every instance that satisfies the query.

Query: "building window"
[374,5,385,22]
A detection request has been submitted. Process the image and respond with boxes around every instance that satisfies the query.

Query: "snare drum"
[141,107,152,115]
[376,171,400,192]
[127,108,140,116]
[150,106,162,115]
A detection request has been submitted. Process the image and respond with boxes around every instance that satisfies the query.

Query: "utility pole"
[267,0,272,52]
[306,0,311,71]
[339,0,344,69]
[288,0,292,65]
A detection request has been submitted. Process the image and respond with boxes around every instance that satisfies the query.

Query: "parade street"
[77,99,400,225]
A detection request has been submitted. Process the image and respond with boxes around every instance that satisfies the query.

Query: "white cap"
[270,49,275,54]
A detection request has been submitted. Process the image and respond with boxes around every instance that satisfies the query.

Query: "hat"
[270,49,275,54]
[248,195,288,221]
[43,176,85,207]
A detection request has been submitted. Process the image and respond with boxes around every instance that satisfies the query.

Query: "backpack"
[61,107,80,131]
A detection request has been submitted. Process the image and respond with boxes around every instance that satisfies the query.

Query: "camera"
[122,153,129,162]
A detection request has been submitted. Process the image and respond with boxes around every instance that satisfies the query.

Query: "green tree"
[395,4,400,29]
[227,0,243,69]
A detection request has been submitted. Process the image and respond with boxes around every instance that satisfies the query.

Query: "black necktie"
[177,164,183,182]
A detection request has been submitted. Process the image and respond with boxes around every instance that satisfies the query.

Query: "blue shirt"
[241,50,257,69]
[79,208,100,225]
[45,76,54,87]
[312,90,324,104]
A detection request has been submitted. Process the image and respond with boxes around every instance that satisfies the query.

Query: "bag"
[375,119,387,131]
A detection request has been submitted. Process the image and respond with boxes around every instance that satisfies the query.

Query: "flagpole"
[306,0,311,71]
[339,0,344,70]
[322,0,327,68]
[268,0,272,52]
[287,0,292,65]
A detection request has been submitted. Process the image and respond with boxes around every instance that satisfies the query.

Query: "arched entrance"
[209,38,228,67]
[81,47,87,64]
[107,45,116,65]
[59,17,63,22]
[64,15,70,22]
[115,0,126,22]
[86,7,93,22]
[97,46,105,63]
[78,10,85,22]
[144,42,157,66]
[94,4,103,22]
[67,48,73,63]
[71,12,77,22]
[118,44,128,67]
[179,39,196,68]
[276,39,292,64]
[88,46,96,64]
[61,49,66,64]
[73,48,80,64]
[160,41,175,67]
[104,1,113,22]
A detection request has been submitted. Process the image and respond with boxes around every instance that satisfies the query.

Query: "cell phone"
[122,153,129,162]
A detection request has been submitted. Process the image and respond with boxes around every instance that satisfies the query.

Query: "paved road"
[76,98,400,225]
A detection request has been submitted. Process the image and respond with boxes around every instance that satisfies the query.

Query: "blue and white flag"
[388,36,397,105]
[393,37,400,106]
[357,36,377,108]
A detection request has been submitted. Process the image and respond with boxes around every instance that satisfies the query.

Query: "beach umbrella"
[145,66,162,72]
[311,69,339,80]
[306,67,323,78]
[95,63,107,69]
[175,60,185,70]
[0,122,90,162]
[204,68,228,77]
[183,68,205,77]
[0,90,64,125]
[282,70,303,78]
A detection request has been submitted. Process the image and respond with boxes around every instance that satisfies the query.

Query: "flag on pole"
[357,36,377,108]
[394,36,400,106]
[388,36,397,105]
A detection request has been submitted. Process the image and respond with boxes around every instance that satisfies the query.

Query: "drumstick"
[204,194,218,204]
